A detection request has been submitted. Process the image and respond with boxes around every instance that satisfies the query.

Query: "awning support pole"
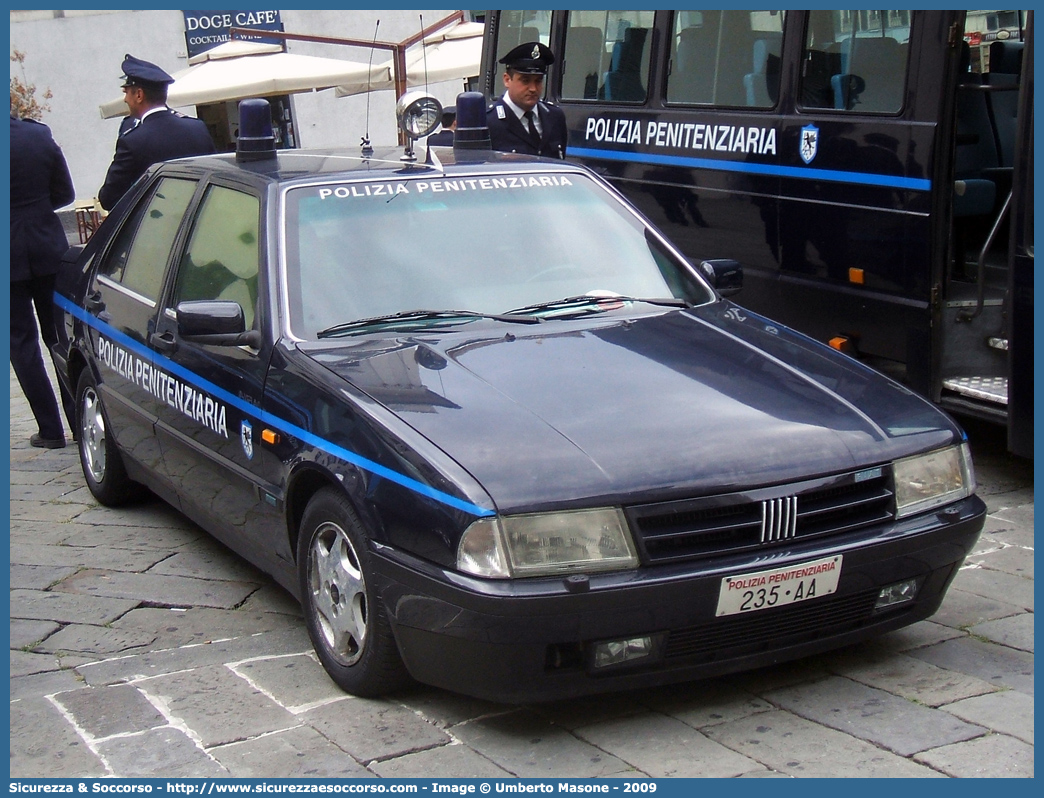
[230,11,465,144]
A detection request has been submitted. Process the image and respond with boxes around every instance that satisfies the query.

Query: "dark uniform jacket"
[118,115,138,137]
[487,98,567,159]
[10,116,76,282]
[426,129,455,147]
[99,109,215,210]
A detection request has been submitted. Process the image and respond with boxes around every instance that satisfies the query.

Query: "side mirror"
[699,259,743,298]
[176,300,261,348]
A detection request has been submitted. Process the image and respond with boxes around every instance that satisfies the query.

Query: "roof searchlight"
[397,91,443,162]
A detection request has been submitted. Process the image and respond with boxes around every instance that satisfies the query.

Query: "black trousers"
[11,276,67,440]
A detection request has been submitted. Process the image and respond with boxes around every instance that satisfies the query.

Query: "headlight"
[457,508,639,579]
[894,443,976,518]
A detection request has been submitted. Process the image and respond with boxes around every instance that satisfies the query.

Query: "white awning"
[99,40,390,119]
[334,22,483,98]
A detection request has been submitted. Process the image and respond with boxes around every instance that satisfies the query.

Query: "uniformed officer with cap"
[98,54,216,210]
[487,42,567,158]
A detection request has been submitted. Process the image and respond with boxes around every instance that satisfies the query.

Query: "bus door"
[776,10,943,395]
[1006,21,1033,458]
[936,10,1033,452]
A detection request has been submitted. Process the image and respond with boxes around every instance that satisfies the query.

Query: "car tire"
[76,369,140,506]
[298,487,412,697]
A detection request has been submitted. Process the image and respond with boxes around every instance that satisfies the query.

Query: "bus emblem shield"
[800,124,819,164]
[241,420,254,460]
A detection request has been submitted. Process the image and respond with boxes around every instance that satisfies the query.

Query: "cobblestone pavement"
[9,364,1033,779]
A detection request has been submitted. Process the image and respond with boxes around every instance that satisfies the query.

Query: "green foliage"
[10,49,52,120]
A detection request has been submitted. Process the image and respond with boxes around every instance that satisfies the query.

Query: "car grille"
[664,587,886,662]
[626,466,894,564]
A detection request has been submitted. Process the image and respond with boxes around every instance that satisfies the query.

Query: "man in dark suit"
[426,105,456,147]
[98,54,215,210]
[9,115,76,448]
[487,42,567,159]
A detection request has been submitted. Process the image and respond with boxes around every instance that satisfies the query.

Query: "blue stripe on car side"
[567,146,933,192]
[55,293,496,518]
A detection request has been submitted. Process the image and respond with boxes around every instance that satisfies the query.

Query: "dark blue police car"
[53,95,985,702]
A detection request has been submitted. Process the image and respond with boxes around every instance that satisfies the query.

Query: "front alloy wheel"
[297,488,411,696]
[308,519,368,666]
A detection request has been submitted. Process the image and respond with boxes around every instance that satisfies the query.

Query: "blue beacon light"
[452,91,491,151]
[237,98,277,162]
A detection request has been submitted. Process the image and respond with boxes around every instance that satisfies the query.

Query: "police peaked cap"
[500,42,555,74]
[120,54,174,88]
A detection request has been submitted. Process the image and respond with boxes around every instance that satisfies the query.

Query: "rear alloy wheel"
[76,369,140,506]
[298,488,411,696]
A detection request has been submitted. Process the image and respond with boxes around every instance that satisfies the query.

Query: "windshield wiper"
[317,309,541,339]
[505,295,690,317]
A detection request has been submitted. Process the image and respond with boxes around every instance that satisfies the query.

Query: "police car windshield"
[284,171,713,339]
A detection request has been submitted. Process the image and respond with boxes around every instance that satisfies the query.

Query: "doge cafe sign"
[183,9,284,60]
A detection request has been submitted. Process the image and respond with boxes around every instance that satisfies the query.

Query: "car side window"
[171,184,261,330]
[98,178,197,303]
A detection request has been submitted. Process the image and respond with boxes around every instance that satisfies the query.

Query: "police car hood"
[308,303,959,513]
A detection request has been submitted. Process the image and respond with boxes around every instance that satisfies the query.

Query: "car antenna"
[419,14,430,92]
[360,18,379,157]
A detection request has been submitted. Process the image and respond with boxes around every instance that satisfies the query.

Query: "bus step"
[942,376,1008,405]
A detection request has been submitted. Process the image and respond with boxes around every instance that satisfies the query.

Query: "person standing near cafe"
[98,54,215,210]
[9,113,76,448]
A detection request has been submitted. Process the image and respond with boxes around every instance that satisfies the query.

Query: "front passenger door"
[151,182,276,551]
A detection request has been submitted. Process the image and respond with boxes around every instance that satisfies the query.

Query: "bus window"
[561,15,610,100]
[666,11,785,107]
[800,10,911,113]
[493,10,552,64]
[557,11,654,103]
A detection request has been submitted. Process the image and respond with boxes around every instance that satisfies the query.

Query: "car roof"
[162,147,587,188]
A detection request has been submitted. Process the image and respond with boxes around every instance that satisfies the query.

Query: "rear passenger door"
[150,181,277,549]
[84,176,199,491]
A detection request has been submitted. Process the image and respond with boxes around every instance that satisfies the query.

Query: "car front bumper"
[373,496,985,702]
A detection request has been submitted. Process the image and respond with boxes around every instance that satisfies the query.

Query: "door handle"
[149,331,177,354]
[85,291,105,313]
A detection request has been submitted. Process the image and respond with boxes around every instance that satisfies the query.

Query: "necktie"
[524,110,540,148]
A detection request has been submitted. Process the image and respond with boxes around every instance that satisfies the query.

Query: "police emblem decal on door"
[800,124,819,164]
[241,419,254,460]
